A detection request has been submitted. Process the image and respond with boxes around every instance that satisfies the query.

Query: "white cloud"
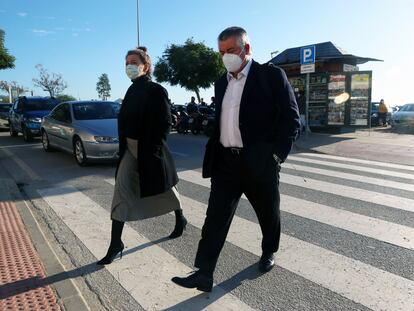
[35,16,56,20]
[32,29,55,36]
[18,12,28,17]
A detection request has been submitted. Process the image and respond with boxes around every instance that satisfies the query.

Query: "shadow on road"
[163,264,262,311]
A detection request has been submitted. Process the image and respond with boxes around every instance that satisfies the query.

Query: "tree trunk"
[195,88,200,103]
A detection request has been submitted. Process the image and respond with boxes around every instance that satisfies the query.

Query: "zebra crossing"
[36,152,414,310]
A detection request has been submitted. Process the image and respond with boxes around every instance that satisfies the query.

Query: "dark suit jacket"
[202,60,300,180]
[117,75,178,197]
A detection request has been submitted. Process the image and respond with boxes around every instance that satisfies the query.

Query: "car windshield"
[400,104,414,112]
[371,103,379,112]
[24,99,59,111]
[73,102,118,120]
[0,104,12,112]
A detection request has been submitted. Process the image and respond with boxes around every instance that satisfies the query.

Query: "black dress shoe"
[171,270,213,292]
[169,216,188,239]
[259,253,275,273]
[97,241,124,265]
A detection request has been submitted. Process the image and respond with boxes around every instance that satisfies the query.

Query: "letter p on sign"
[300,46,315,65]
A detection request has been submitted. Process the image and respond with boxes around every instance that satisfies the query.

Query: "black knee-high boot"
[97,220,125,265]
[169,209,187,239]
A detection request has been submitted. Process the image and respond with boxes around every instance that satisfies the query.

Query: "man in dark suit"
[172,26,300,292]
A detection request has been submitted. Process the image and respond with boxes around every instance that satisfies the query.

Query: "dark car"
[9,96,60,142]
[0,103,12,128]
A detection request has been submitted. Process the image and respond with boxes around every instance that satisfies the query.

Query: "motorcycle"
[176,111,190,134]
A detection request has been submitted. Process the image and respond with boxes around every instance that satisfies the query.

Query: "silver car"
[41,101,120,166]
[390,103,414,131]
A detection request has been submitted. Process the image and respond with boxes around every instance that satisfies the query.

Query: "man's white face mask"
[125,64,144,80]
[222,48,245,73]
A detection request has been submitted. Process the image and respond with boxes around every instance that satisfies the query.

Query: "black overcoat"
[117,75,178,197]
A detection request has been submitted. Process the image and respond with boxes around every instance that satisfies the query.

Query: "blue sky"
[1,0,413,106]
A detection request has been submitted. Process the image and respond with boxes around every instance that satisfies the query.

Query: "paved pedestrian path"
[0,201,62,311]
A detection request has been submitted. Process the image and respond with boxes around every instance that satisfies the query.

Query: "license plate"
[202,120,208,126]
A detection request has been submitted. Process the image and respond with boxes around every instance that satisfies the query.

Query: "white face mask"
[222,49,245,73]
[125,64,144,80]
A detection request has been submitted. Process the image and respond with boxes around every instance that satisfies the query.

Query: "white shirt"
[220,58,253,147]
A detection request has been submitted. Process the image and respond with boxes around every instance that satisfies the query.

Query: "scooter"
[176,111,190,134]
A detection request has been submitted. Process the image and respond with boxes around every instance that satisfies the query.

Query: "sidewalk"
[0,178,89,311]
[293,127,414,166]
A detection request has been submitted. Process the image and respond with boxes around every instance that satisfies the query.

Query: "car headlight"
[371,113,378,118]
[26,117,42,123]
[94,136,119,143]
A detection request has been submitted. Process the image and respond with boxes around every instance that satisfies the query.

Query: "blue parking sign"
[300,46,316,65]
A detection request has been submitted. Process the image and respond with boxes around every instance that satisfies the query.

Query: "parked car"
[41,101,120,166]
[390,103,414,129]
[0,103,12,128]
[9,96,60,141]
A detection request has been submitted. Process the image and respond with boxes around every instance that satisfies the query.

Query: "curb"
[1,179,90,311]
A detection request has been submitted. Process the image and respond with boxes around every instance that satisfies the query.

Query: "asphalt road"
[0,130,413,311]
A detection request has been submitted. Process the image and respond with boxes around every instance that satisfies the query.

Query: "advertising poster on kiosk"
[328,74,346,125]
[350,74,370,126]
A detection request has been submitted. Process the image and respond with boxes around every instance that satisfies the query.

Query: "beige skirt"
[111,146,182,222]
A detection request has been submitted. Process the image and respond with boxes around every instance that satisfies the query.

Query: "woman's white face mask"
[125,64,144,80]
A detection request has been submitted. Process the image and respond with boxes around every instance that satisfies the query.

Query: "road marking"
[177,169,414,213]
[176,170,414,250]
[288,155,414,180]
[295,152,414,172]
[0,148,42,181]
[38,186,255,311]
[280,173,414,213]
[180,194,414,311]
[0,143,41,149]
[284,162,414,192]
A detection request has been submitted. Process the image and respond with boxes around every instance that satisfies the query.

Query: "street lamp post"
[136,0,140,46]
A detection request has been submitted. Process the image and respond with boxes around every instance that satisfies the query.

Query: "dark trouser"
[194,146,281,274]
[379,112,387,125]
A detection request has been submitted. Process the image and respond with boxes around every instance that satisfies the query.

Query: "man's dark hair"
[218,27,250,47]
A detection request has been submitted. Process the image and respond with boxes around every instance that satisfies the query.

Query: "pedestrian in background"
[172,26,300,292]
[379,99,388,126]
[98,47,187,265]
[209,96,216,109]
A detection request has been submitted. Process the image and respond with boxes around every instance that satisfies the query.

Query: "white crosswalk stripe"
[38,186,256,311]
[296,152,414,172]
[42,153,414,311]
[177,170,414,250]
[180,195,413,311]
[283,162,414,192]
[279,173,414,213]
[288,155,414,180]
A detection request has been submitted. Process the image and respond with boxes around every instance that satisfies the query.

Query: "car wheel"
[74,137,88,166]
[177,123,185,134]
[191,126,200,135]
[9,123,18,137]
[41,130,53,152]
[22,126,33,142]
